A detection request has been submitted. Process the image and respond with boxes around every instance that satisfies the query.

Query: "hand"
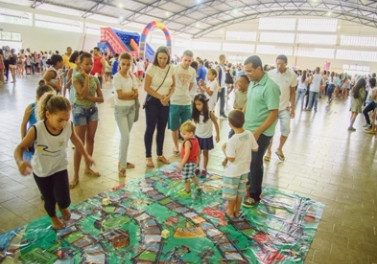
[290,108,295,118]
[253,132,261,141]
[84,155,95,168]
[215,135,220,143]
[18,160,32,176]
[177,163,183,172]
[221,143,227,152]
[80,69,88,77]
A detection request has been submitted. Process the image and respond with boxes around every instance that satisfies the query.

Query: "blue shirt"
[197,66,207,83]
[112,60,119,76]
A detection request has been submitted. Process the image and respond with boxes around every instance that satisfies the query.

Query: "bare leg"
[84,121,99,176]
[192,176,200,187]
[71,125,86,188]
[226,199,235,218]
[203,150,209,171]
[185,180,191,192]
[276,135,288,154]
[265,137,273,160]
[172,130,179,153]
[234,196,243,217]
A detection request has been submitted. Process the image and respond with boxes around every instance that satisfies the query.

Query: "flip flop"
[126,162,135,169]
[264,154,271,162]
[275,151,285,161]
[69,179,79,189]
[85,169,101,177]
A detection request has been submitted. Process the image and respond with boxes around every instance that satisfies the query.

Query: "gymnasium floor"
[0,75,376,263]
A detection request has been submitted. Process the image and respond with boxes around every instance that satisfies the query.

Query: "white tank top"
[31,120,72,177]
[195,114,213,138]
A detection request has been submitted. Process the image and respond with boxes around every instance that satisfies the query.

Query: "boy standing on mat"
[222,110,258,218]
[177,120,201,196]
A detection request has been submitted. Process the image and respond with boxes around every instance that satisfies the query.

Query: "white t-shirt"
[297,76,307,90]
[145,64,174,96]
[32,120,72,177]
[206,80,218,111]
[311,73,323,93]
[113,72,138,106]
[268,68,297,110]
[137,61,144,71]
[195,114,213,138]
[224,130,258,178]
[171,64,196,105]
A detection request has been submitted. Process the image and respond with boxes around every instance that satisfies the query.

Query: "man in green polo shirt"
[242,55,280,207]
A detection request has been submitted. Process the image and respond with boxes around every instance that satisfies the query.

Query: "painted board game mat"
[0,163,324,264]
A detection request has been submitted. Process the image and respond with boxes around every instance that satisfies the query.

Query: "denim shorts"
[278,109,291,136]
[73,104,99,126]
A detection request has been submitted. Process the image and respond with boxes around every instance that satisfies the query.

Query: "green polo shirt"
[244,73,280,137]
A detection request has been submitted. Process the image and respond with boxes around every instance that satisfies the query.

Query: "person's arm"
[161,74,175,106]
[253,109,279,141]
[210,111,220,142]
[177,140,190,171]
[14,126,35,175]
[20,105,32,139]
[63,68,73,96]
[73,73,89,99]
[70,124,94,168]
[86,78,104,103]
[100,58,106,76]
[222,142,235,162]
[114,75,137,100]
[289,85,296,118]
[144,73,164,100]
[43,70,61,92]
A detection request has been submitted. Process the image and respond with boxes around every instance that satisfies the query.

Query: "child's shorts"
[222,173,248,200]
[181,162,197,181]
[196,136,214,150]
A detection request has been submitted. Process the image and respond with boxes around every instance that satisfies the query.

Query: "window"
[297,19,337,32]
[256,45,293,56]
[343,64,371,76]
[259,32,295,44]
[35,14,83,33]
[222,43,255,53]
[0,7,32,26]
[340,36,377,47]
[227,55,248,64]
[192,41,221,51]
[259,18,296,31]
[336,49,377,62]
[295,47,335,59]
[225,31,257,41]
[296,33,337,45]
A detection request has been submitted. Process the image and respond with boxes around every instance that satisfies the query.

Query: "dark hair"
[37,93,71,120]
[36,84,54,98]
[239,74,250,83]
[244,55,263,70]
[69,51,80,63]
[190,61,198,71]
[276,54,288,64]
[192,94,209,123]
[79,52,92,62]
[369,77,376,88]
[93,47,99,51]
[46,54,63,66]
[228,110,244,129]
[352,78,366,99]
[208,68,217,77]
[301,70,307,83]
[153,46,170,66]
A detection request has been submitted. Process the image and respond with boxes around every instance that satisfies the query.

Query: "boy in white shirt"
[222,110,258,218]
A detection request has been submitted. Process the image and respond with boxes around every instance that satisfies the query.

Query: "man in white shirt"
[169,50,196,154]
[265,55,297,162]
[307,67,324,112]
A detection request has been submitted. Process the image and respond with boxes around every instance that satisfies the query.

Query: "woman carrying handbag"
[143,46,175,168]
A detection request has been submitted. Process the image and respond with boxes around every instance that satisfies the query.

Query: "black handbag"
[143,66,171,109]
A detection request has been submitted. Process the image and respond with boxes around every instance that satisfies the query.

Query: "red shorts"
[137,70,144,77]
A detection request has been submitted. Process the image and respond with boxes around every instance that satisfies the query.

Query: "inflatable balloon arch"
[139,21,172,58]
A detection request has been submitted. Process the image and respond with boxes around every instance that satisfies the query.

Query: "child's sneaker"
[242,197,259,207]
[195,168,200,176]
[178,189,191,198]
[196,186,202,195]
[200,170,207,178]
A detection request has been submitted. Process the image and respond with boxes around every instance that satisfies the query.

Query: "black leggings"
[33,170,70,217]
[363,101,376,125]
[144,96,169,157]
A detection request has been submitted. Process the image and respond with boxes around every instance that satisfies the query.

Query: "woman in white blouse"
[113,52,139,177]
[143,46,175,168]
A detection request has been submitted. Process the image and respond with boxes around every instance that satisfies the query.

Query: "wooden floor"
[0,75,376,263]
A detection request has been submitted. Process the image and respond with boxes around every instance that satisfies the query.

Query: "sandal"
[85,168,101,177]
[118,168,126,178]
[157,155,170,164]
[275,151,285,161]
[146,158,155,168]
[264,154,271,162]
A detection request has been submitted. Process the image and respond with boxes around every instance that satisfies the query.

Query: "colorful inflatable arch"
[139,21,172,59]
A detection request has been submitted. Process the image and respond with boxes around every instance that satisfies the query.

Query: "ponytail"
[37,93,71,120]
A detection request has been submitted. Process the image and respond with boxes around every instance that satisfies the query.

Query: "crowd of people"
[4,43,376,229]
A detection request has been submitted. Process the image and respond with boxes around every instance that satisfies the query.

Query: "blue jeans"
[217,87,226,115]
[327,84,335,101]
[248,134,272,201]
[295,88,306,109]
[363,101,376,125]
[144,97,169,157]
[114,105,135,168]
[308,91,319,111]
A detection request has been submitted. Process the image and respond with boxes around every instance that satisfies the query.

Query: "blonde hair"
[180,120,196,133]
[37,93,71,120]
